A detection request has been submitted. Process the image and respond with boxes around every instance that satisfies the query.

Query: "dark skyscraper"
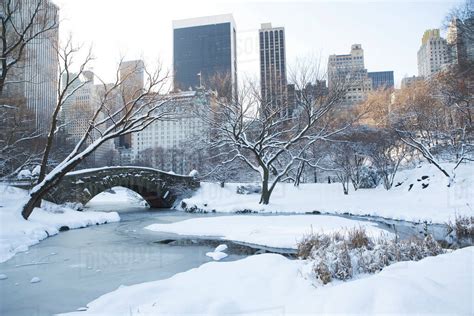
[173,14,237,98]
[368,71,394,90]
[259,23,287,114]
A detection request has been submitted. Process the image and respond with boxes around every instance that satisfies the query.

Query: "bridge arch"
[44,167,199,209]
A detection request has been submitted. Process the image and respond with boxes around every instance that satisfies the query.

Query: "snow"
[214,244,228,252]
[145,215,390,249]
[30,277,41,283]
[60,247,474,315]
[31,165,41,176]
[67,166,191,178]
[205,244,229,261]
[85,187,147,209]
[180,163,473,224]
[205,251,228,261]
[0,274,7,280]
[17,169,31,179]
[0,184,120,263]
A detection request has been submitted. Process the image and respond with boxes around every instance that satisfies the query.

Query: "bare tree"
[21,42,172,219]
[201,62,348,204]
[0,101,41,177]
[392,77,473,183]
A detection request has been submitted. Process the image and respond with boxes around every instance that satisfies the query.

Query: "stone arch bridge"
[41,167,199,208]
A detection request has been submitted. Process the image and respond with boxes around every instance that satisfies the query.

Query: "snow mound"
[205,251,228,261]
[59,247,473,315]
[214,244,228,252]
[146,215,391,249]
[30,277,41,283]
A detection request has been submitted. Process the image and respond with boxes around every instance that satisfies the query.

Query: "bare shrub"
[448,215,474,237]
[348,226,370,248]
[315,261,332,285]
[298,227,444,285]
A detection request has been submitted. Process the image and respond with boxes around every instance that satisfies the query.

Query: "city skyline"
[53,0,462,88]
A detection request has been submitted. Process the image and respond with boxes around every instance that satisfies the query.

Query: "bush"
[447,215,474,238]
[236,184,261,195]
[298,227,444,285]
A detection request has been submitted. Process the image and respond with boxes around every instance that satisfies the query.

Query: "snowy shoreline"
[0,185,120,263]
[60,247,474,315]
[179,164,473,224]
[145,215,392,250]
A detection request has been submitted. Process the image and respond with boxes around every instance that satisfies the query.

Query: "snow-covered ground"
[0,184,120,263]
[85,187,148,210]
[61,246,473,315]
[146,215,391,249]
[180,163,473,224]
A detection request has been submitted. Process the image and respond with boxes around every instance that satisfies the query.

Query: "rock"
[59,226,70,232]
[30,277,41,283]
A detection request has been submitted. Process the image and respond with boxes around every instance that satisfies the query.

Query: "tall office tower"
[259,23,288,116]
[368,71,394,90]
[173,14,237,99]
[1,0,59,135]
[117,60,145,148]
[328,44,372,104]
[447,17,474,66]
[417,29,449,77]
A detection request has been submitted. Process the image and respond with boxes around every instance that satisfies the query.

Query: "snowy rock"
[76,307,88,311]
[30,277,41,283]
[0,274,7,280]
[206,251,228,261]
[214,244,228,252]
[32,165,41,176]
[17,169,31,179]
[189,170,199,178]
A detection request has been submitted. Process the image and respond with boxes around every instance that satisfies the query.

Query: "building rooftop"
[172,14,235,29]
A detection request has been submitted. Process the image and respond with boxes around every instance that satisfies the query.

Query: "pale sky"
[53,0,463,87]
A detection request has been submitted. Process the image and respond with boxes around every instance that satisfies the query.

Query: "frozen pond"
[0,208,246,316]
[0,187,452,315]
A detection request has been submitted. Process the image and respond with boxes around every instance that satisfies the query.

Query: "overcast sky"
[53,0,462,87]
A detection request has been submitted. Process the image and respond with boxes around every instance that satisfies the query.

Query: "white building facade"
[131,90,214,173]
[417,29,449,78]
[328,44,372,104]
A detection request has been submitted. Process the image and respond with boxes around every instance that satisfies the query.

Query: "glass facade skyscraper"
[173,15,237,98]
[368,71,395,90]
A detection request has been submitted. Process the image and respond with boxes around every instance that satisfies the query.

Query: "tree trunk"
[259,168,271,205]
[22,155,84,219]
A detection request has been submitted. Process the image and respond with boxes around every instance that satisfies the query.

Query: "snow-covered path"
[61,247,474,315]
[145,215,392,249]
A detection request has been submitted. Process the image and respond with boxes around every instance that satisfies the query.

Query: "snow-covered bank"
[0,185,120,263]
[61,247,473,315]
[146,215,391,249]
[85,186,148,210]
[180,163,473,224]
